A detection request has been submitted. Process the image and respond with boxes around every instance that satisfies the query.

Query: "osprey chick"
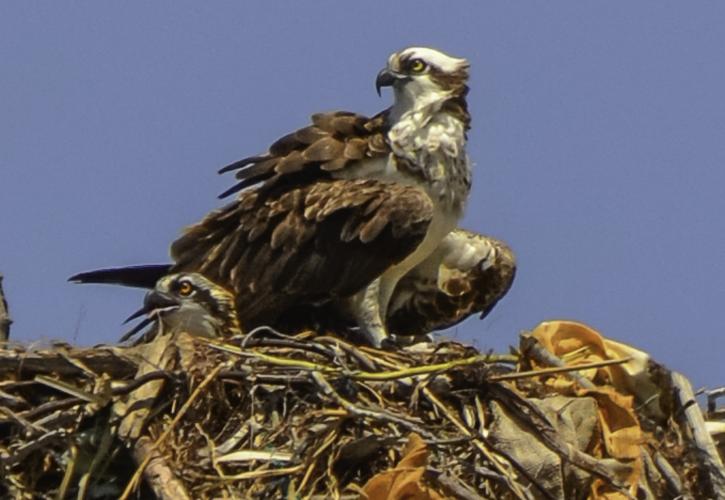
[122,273,240,342]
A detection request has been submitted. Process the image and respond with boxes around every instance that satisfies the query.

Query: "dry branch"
[671,372,725,494]
[0,274,11,342]
[132,436,192,500]
[0,345,136,377]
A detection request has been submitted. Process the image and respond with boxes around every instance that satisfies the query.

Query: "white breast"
[161,303,220,338]
[333,115,470,213]
[388,109,470,213]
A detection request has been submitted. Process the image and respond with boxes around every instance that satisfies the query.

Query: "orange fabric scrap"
[528,320,646,499]
[529,320,660,405]
[361,433,443,500]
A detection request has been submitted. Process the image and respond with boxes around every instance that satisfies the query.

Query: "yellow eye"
[178,280,194,296]
[410,59,426,73]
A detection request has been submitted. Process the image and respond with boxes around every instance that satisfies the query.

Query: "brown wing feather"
[386,230,516,336]
[218,110,390,198]
[171,179,433,328]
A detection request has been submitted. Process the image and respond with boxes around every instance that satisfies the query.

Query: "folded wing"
[171,179,434,328]
[218,111,390,198]
[386,229,516,336]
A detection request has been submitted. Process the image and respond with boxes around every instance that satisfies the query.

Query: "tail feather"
[68,264,171,289]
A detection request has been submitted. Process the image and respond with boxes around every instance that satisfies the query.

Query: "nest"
[1,322,724,499]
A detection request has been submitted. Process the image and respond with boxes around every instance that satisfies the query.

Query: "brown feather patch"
[218,110,391,197]
[303,136,345,163]
[170,179,433,329]
[386,231,516,337]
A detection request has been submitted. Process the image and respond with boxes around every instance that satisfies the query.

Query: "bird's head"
[376,47,470,108]
[124,273,240,340]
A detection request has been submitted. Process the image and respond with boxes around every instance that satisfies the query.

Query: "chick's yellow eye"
[410,59,426,73]
[178,281,194,296]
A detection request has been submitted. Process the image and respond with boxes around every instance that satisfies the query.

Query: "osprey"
[122,273,241,342]
[72,47,478,347]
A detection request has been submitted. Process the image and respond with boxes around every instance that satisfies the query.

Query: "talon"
[379,337,397,350]
[361,326,388,348]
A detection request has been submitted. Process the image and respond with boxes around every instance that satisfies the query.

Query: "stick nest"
[1,324,724,499]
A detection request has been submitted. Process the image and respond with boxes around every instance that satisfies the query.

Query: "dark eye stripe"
[194,287,224,317]
[400,56,427,73]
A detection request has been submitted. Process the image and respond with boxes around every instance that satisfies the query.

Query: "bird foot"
[390,333,435,347]
[358,323,389,349]
[365,332,435,351]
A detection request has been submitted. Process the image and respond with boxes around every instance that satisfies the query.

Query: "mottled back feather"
[171,179,433,328]
[218,111,390,198]
[386,230,516,336]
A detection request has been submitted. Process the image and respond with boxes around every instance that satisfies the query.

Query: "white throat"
[160,303,221,338]
[390,86,451,123]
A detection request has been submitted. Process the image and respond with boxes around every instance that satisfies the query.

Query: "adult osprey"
[72,47,482,347]
[118,232,515,345]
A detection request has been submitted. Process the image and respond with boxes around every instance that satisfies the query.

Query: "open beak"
[124,290,180,324]
[119,290,181,342]
[375,68,398,96]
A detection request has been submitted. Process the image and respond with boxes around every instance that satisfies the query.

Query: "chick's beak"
[123,290,180,324]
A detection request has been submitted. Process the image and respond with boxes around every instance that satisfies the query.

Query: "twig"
[0,406,47,436]
[349,355,495,381]
[651,451,683,494]
[57,444,78,500]
[33,375,104,404]
[297,424,339,495]
[310,371,435,440]
[111,370,175,396]
[132,436,192,500]
[316,336,378,372]
[219,369,309,385]
[1,428,66,467]
[488,357,631,382]
[19,397,84,421]
[0,274,11,342]
[421,387,537,500]
[707,386,725,415]
[0,347,137,377]
[201,465,304,482]
[77,422,115,500]
[239,324,297,347]
[436,470,485,499]
[120,364,223,500]
[207,338,501,382]
[520,335,595,389]
[671,372,725,494]
[673,373,723,467]
[202,339,337,372]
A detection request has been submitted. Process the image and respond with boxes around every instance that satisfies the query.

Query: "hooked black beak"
[375,68,397,96]
[123,290,180,324]
[119,290,181,343]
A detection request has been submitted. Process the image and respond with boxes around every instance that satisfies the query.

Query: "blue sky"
[1,2,723,388]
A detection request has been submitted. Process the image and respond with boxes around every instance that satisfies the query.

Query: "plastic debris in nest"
[0,322,723,499]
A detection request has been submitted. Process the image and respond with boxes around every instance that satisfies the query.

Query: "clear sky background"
[1,2,723,388]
